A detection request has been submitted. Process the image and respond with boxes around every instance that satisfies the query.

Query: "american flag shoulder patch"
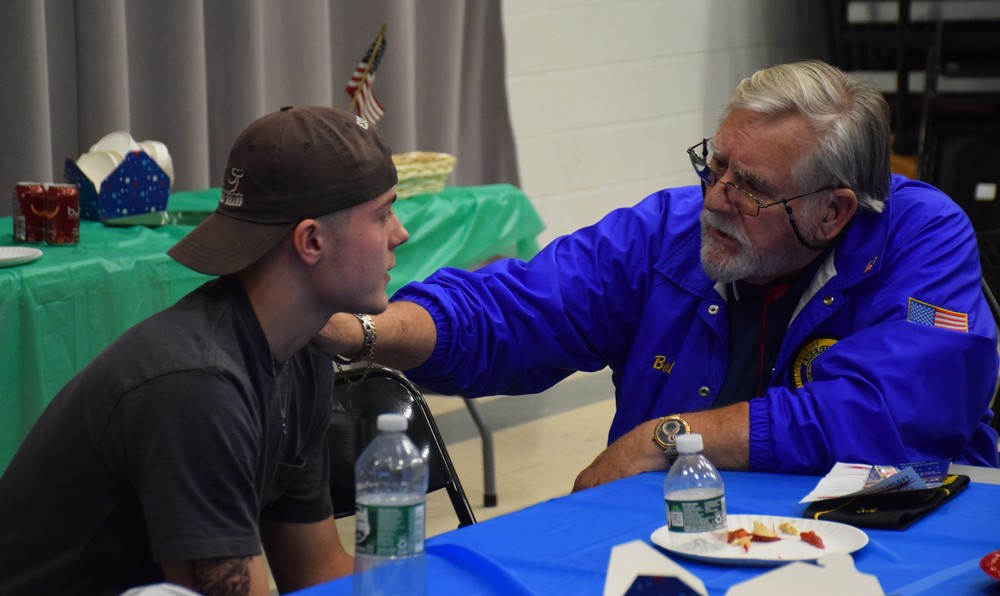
[906,297,969,332]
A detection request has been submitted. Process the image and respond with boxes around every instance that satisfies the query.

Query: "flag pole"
[351,22,388,112]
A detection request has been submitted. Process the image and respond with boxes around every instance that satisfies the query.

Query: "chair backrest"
[982,277,1000,434]
[327,366,476,528]
[922,132,1000,232]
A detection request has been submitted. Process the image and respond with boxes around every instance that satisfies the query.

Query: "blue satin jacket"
[395,175,999,473]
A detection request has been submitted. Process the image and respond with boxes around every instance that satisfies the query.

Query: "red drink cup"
[44,183,80,245]
[13,182,47,243]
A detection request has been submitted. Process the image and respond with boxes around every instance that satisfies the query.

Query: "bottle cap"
[676,433,703,453]
[377,413,408,432]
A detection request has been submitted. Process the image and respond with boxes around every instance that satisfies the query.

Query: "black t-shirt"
[0,276,335,595]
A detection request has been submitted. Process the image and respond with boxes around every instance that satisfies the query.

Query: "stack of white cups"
[75,131,174,192]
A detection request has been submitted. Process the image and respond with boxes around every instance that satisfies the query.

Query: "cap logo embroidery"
[355,115,370,130]
[220,168,245,207]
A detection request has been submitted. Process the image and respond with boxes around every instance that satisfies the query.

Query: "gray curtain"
[0,0,520,217]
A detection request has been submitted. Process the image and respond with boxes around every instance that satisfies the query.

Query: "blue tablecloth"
[296,470,1000,595]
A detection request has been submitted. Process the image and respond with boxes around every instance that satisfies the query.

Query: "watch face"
[662,418,685,437]
[655,416,688,449]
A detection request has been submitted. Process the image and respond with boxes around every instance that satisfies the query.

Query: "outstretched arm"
[573,402,750,491]
[315,301,437,371]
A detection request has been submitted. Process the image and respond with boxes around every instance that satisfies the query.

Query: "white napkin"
[726,553,883,595]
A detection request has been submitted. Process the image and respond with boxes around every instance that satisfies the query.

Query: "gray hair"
[725,60,891,213]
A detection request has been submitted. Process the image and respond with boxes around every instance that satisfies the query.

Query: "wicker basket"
[392,151,456,198]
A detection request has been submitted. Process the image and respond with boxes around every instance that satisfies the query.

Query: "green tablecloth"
[0,184,543,473]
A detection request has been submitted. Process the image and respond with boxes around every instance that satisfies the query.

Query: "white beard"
[699,209,818,283]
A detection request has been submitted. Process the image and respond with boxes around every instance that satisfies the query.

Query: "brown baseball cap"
[168,106,397,275]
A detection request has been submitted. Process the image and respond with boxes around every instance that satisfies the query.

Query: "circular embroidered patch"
[791,337,838,388]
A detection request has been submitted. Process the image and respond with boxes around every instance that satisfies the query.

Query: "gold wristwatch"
[653,414,690,461]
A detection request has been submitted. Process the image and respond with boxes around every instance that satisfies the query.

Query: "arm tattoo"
[189,556,252,596]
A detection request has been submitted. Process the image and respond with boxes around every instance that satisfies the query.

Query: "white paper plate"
[0,246,43,268]
[650,514,868,566]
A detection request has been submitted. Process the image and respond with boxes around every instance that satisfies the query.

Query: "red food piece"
[750,534,781,543]
[800,530,825,549]
[727,528,752,552]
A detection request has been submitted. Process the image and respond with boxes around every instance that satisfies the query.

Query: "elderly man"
[0,106,409,595]
[318,60,999,491]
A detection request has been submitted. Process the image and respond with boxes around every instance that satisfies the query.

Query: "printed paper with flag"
[346,24,387,124]
[906,297,969,332]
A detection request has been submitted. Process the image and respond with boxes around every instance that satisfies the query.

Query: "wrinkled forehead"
[716,109,814,148]
[714,110,816,185]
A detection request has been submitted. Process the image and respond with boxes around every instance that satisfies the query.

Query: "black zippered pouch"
[802,474,970,530]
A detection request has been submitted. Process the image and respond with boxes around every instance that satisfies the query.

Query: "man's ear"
[290,219,323,266]
[817,188,858,241]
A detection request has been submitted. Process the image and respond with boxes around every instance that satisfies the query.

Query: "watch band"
[333,313,376,365]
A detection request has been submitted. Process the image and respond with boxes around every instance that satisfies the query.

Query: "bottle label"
[355,502,426,557]
[665,495,726,533]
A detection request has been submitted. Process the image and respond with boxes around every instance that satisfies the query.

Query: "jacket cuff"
[747,398,772,471]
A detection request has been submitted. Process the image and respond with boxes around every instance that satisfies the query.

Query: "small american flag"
[907,297,969,332]
[345,24,387,124]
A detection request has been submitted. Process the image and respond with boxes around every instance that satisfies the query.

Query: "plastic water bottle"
[353,414,429,596]
[663,433,727,554]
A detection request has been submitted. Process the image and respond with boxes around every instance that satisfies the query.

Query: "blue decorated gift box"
[64,151,171,221]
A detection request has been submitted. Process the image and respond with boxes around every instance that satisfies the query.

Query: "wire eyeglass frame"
[686,137,838,251]
[686,138,830,217]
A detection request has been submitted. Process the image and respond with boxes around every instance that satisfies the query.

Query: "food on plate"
[726,520,824,552]
[727,528,753,552]
[751,520,781,542]
[778,521,800,536]
[800,530,826,549]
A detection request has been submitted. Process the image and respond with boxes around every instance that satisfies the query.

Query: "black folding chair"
[981,277,1000,434]
[327,366,476,528]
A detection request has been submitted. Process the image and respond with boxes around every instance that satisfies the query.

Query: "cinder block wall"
[502,0,829,244]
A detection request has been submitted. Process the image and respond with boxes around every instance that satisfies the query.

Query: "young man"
[0,106,409,595]
[318,61,999,490]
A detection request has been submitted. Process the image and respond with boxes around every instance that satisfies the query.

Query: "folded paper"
[604,540,706,596]
[726,553,883,595]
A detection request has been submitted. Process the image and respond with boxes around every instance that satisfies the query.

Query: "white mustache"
[700,210,749,246]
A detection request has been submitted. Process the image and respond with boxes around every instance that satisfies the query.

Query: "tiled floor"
[335,368,617,550]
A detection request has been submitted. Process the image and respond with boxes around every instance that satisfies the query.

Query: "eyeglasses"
[686,138,830,217]
[687,137,841,251]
